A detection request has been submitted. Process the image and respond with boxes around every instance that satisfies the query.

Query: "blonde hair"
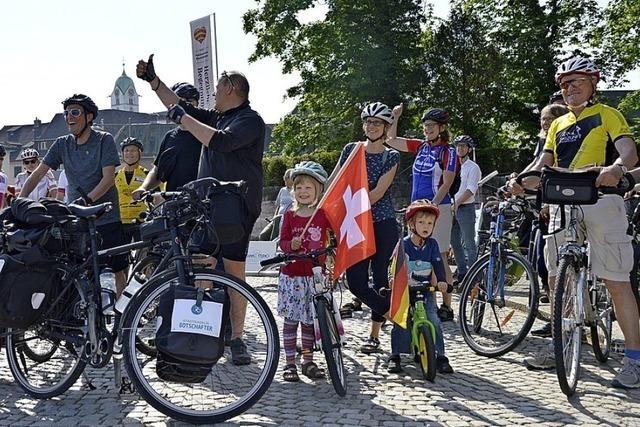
[292,174,324,210]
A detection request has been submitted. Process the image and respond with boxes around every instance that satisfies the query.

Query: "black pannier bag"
[207,180,248,244]
[155,284,230,383]
[540,166,599,206]
[0,245,57,329]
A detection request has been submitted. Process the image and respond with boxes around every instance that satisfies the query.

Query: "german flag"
[389,239,410,328]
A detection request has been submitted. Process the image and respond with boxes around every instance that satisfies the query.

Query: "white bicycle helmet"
[290,161,328,185]
[555,57,600,84]
[361,102,394,124]
[19,148,40,160]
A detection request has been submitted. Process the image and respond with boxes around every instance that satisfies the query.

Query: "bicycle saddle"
[68,202,113,219]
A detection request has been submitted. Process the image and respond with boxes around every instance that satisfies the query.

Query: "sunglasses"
[422,122,439,129]
[221,71,236,91]
[364,119,385,127]
[559,77,592,90]
[23,159,38,165]
[63,108,83,118]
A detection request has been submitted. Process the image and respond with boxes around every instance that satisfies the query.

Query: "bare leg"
[607,280,640,350]
[224,258,248,339]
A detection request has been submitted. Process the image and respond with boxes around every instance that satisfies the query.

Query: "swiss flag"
[318,143,376,278]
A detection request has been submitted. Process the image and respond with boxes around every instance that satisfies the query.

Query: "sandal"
[360,336,380,354]
[301,361,325,379]
[283,364,299,382]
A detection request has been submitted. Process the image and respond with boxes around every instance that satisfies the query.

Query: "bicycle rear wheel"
[6,278,88,398]
[316,296,347,396]
[415,324,437,382]
[590,280,612,363]
[122,268,279,424]
[458,251,539,357]
[553,256,583,396]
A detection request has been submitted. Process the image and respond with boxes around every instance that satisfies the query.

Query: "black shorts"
[96,221,129,273]
[202,215,258,262]
[122,223,141,243]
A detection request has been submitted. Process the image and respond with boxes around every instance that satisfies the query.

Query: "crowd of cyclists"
[0,54,639,395]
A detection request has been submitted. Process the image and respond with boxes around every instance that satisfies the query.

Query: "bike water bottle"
[99,268,117,315]
[115,275,144,314]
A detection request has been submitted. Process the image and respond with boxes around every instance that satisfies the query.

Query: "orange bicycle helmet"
[404,199,440,222]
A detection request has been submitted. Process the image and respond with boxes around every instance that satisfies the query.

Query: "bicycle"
[457,186,540,357]
[260,246,347,396]
[530,167,633,396]
[3,178,280,424]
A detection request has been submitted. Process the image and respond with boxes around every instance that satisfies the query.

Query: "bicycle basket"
[0,245,58,329]
[207,181,248,245]
[541,167,598,205]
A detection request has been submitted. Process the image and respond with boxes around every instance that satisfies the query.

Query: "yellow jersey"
[115,166,148,224]
[543,103,633,170]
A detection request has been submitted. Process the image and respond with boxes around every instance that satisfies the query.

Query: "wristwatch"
[615,163,628,174]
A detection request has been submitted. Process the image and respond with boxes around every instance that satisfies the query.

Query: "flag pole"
[300,142,366,236]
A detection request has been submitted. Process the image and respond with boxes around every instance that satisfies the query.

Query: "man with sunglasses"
[137,55,265,365]
[19,94,129,294]
[508,56,640,389]
[15,148,57,201]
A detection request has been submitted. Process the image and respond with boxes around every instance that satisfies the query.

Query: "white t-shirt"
[58,170,69,203]
[454,159,482,205]
[16,170,57,201]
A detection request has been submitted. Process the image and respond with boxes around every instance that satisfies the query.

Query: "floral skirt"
[277,274,315,324]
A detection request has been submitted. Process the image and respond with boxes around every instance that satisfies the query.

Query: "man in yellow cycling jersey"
[116,137,148,243]
[510,56,640,389]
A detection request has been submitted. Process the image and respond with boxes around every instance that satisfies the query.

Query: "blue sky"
[0,0,636,128]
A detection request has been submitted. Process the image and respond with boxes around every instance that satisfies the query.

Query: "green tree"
[243,0,429,155]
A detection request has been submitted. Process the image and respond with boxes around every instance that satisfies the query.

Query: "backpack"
[438,145,461,198]
[155,284,230,383]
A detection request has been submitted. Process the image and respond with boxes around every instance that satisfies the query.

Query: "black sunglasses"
[221,71,236,91]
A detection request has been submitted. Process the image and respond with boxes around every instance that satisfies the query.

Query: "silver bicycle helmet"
[290,161,328,185]
[555,57,600,83]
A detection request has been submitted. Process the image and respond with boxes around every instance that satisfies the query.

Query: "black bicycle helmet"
[62,94,99,119]
[120,137,144,151]
[453,135,477,148]
[171,82,200,102]
[421,108,449,124]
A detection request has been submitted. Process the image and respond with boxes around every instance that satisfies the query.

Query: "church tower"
[109,62,140,112]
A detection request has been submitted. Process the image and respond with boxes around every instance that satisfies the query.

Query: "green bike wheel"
[415,325,437,382]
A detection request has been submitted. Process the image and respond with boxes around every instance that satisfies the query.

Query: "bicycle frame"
[409,290,437,347]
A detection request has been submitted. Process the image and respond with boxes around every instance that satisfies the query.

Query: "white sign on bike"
[246,240,278,273]
[170,299,223,338]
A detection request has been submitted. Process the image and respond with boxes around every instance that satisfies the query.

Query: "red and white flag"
[317,143,376,278]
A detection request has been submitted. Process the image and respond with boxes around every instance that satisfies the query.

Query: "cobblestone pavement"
[0,275,638,426]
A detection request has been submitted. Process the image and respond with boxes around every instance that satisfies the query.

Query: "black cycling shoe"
[531,322,552,338]
[387,355,402,373]
[436,356,454,374]
[437,304,454,322]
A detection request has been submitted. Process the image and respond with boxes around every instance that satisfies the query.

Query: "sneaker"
[437,304,454,322]
[611,357,640,389]
[523,342,555,370]
[360,336,380,354]
[387,355,402,373]
[531,322,552,338]
[436,355,454,374]
[539,294,550,304]
[230,337,252,365]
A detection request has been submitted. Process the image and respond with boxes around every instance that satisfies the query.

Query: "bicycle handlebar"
[259,247,334,267]
[515,169,635,198]
[515,170,541,196]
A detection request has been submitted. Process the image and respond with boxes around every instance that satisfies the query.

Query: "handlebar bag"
[155,283,229,383]
[0,245,57,329]
[541,167,599,205]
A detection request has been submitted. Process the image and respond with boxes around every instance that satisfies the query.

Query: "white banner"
[245,241,279,274]
[190,15,216,109]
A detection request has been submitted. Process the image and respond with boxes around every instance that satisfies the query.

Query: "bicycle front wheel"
[122,268,279,424]
[458,250,539,357]
[316,296,347,396]
[553,256,583,396]
[415,324,437,381]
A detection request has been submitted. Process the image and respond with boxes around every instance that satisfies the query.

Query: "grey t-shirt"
[43,130,121,225]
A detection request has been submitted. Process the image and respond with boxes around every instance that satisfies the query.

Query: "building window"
[14,166,21,177]
[129,98,133,105]
[115,95,120,104]
[39,141,47,150]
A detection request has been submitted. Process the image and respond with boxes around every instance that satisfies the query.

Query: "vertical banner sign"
[190,15,216,109]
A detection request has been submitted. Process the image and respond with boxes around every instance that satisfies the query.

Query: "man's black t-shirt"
[180,100,265,219]
[154,128,202,191]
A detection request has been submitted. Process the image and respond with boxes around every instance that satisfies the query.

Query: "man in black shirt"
[137,55,265,365]
[133,83,203,194]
